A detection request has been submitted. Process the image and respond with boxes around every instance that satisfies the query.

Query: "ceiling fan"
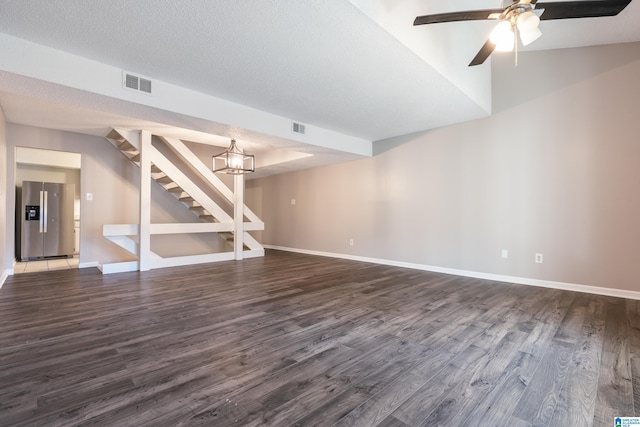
[414,0,632,66]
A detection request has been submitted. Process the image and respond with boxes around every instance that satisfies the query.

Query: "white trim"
[243,249,265,259]
[151,252,234,269]
[264,245,640,301]
[243,222,265,231]
[139,130,152,271]
[104,234,138,255]
[234,174,244,260]
[79,262,99,269]
[99,261,139,274]
[103,224,139,236]
[151,223,234,234]
[0,270,9,289]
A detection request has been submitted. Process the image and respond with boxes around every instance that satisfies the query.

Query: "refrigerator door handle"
[39,190,44,233]
[43,190,48,233]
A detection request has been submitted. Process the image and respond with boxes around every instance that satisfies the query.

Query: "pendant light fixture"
[212,139,255,174]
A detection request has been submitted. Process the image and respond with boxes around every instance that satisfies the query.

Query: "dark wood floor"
[0,250,638,426]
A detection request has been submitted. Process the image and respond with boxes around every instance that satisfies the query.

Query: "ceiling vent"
[123,71,152,94]
[292,122,306,135]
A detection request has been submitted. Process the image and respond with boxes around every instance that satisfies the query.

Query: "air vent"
[123,71,153,95]
[292,122,306,135]
[139,78,152,94]
[125,73,138,90]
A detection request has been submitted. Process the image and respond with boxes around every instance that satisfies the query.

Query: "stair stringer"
[159,136,264,251]
[106,129,218,222]
[102,128,264,274]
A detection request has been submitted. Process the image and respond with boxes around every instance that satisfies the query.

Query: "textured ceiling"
[0,0,488,141]
[0,0,638,175]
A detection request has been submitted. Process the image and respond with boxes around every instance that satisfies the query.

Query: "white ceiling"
[0,0,638,176]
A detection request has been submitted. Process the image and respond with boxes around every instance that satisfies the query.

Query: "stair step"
[117,141,137,152]
[220,232,234,242]
[156,175,173,184]
[199,215,215,221]
[131,153,141,162]
[167,186,184,193]
[189,206,205,211]
[179,196,195,202]
[106,129,125,141]
[151,165,162,173]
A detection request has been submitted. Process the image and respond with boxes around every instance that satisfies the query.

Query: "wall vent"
[123,71,153,94]
[292,122,306,135]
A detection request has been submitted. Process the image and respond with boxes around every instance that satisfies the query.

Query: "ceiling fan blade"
[414,9,504,25]
[536,0,631,20]
[469,40,497,66]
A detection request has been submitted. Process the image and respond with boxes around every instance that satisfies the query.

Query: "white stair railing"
[159,136,264,252]
[101,128,264,274]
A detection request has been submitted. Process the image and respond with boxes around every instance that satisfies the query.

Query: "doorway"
[14,147,81,274]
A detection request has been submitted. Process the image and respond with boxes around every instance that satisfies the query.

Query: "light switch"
[86,193,93,201]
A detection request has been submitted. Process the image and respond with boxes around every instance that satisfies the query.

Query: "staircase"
[107,129,217,223]
[100,128,264,274]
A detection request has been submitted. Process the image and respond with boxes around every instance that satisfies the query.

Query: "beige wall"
[0,106,7,280]
[247,42,640,292]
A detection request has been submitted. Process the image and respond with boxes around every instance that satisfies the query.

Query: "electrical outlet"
[86,193,93,201]
[349,238,354,246]
[291,199,296,205]
[501,249,508,259]
[535,253,543,263]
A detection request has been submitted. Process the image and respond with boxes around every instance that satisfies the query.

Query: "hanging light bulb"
[212,139,255,174]
[519,26,542,46]
[517,10,542,46]
[490,20,514,52]
[516,11,540,33]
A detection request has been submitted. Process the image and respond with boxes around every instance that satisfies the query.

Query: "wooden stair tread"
[156,176,173,184]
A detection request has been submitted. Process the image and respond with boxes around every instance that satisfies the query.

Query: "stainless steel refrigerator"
[20,181,75,261]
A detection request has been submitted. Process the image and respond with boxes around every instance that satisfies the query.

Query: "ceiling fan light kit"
[520,26,542,46]
[517,10,540,33]
[413,0,633,66]
[490,20,516,51]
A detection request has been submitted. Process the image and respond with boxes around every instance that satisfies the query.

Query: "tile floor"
[13,257,79,274]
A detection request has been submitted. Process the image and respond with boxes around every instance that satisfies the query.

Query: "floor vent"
[292,122,306,135]
[123,71,152,94]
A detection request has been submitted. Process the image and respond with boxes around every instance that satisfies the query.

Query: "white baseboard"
[0,270,9,289]
[79,261,99,269]
[99,261,139,274]
[264,245,640,301]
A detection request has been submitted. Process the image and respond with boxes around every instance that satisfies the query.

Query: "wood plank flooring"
[0,249,638,426]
